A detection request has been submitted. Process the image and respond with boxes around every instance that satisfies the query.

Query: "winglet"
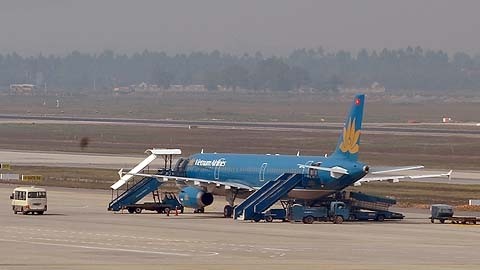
[447,170,453,181]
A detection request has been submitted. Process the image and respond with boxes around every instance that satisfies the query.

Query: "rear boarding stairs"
[233,173,304,221]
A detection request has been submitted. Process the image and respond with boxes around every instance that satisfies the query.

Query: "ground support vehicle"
[125,201,183,214]
[447,216,480,225]
[342,192,404,221]
[350,209,404,221]
[281,191,403,224]
[119,191,183,214]
[10,186,47,215]
[263,208,287,222]
[109,150,183,212]
[430,204,479,224]
[290,201,350,224]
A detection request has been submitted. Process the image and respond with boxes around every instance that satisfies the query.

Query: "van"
[10,186,47,215]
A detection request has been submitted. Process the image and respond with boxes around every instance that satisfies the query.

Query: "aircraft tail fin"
[331,94,365,161]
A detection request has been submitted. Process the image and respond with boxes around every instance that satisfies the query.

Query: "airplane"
[112,94,452,218]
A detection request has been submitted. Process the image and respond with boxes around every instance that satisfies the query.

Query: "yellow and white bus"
[10,186,47,215]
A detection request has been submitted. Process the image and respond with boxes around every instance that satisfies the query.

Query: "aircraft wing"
[369,165,425,174]
[354,170,452,186]
[173,176,255,191]
[119,170,255,191]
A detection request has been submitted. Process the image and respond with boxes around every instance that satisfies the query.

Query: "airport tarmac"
[0,149,146,169]
[0,184,479,269]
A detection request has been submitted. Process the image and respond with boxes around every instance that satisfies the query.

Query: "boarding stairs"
[108,177,162,211]
[233,173,303,220]
[108,148,182,211]
[110,148,181,190]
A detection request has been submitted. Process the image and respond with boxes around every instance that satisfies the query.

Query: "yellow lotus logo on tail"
[339,118,360,154]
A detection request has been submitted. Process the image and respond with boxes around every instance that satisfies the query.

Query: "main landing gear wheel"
[223,205,233,218]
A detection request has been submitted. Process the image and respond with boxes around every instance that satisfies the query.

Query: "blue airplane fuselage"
[184,152,368,200]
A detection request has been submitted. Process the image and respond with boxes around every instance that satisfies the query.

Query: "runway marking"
[0,238,218,257]
[0,226,302,258]
[263,247,289,251]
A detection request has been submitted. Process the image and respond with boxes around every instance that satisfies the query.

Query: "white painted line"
[262,247,289,251]
[0,238,218,257]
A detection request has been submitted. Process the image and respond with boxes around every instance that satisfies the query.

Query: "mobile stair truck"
[108,149,184,214]
[233,171,404,223]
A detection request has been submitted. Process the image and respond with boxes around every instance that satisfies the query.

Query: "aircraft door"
[259,163,268,182]
[302,161,314,187]
[214,165,220,180]
[213,158,225,180]
[174,158,189,177]
[302,161,314,175]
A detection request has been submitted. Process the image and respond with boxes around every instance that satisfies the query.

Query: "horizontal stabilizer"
[297,164,349,175]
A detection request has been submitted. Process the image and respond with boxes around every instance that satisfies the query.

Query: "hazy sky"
[1,0,479,56]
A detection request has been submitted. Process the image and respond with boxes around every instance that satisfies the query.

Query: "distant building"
[134,82,162,93]
[10,84,36,95]
[442,117,453,123]
[113,86,134,95]
[166,84,207,92]
[185,85,207,92]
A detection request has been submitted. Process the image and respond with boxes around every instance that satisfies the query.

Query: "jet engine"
[178,186,214,209]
